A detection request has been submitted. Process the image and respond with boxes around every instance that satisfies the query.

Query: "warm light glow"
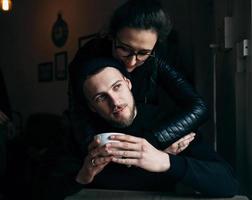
[1,0,12,11]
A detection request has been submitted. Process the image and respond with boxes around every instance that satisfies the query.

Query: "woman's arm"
[151,55,208,148]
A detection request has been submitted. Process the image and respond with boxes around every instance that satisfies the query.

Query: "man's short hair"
[75,57,131,105]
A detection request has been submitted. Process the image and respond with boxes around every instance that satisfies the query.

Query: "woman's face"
[112,27,158,72]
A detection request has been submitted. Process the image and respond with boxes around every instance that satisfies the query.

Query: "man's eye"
[113,84,122,91]
[95,95,106,103]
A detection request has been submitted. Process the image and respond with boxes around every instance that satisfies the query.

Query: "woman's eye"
[138,51,151,56]
[118,46,131,53]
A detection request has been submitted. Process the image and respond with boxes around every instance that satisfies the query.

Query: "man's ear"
[123,77,132,90]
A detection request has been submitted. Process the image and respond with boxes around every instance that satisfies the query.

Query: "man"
[72,57,239,197]
[44,58,238,200]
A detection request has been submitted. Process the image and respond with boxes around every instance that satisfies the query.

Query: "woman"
[69,0,208,150]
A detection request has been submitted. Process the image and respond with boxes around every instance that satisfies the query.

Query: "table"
[65,189,249,200]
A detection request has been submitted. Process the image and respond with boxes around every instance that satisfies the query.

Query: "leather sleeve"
[152,55,209,147]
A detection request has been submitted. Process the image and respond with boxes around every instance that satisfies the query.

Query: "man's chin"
[107,105,136,128]
[109,116,134,128]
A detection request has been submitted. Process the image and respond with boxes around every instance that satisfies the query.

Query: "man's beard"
[107,100,137,128]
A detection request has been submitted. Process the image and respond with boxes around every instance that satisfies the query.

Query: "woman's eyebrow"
[118,40,152,52]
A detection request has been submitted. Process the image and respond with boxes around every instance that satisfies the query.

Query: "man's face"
[83,67,137,128]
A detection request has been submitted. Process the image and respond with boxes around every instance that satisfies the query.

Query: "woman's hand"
[107,134,170,172]
[76,138,113,184]
[163,132,196,155]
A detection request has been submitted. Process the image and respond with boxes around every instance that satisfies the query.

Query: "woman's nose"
[124,56,137,71]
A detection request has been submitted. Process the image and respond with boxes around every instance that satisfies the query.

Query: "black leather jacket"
[68,37,208,149]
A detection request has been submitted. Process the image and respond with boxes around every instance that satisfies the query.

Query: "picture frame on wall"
[78,33,97,49]
[55,51,67,80]
[38,62,53,82]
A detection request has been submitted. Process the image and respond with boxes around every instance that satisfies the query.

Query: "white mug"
[95,132,124,147]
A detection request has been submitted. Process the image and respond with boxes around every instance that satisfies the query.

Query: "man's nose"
[109,93,121,106]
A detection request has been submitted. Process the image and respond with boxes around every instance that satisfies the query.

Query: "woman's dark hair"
[109,0,172,42]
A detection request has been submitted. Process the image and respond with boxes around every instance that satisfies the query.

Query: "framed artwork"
[38,62,53,82]
[55,51,67,80]
[78,33,97,49]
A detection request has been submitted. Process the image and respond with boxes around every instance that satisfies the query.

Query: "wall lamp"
[0,0,12,12]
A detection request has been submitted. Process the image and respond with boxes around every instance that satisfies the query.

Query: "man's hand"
[76,138,113,184]
[108,134,170,172]
[163,132,195,155]
[0,110,9,125]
